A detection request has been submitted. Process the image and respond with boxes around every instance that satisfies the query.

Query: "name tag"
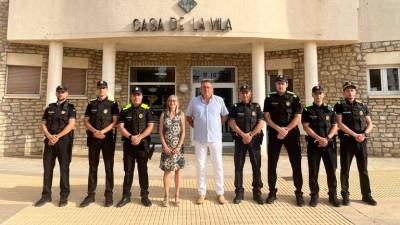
[343,111,351,114]
[48,111,55,114]
[271,102,279,105]
[237,113,245,116]
[126,116,132,121]
[310,115,318,119]
[91,109,97,112]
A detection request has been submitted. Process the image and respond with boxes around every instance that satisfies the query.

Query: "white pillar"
[46,42,63,105]
[102,42,116,97]
[304,42,319,105]
[252,42,267,156]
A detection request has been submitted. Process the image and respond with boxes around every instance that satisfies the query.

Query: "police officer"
[302,85,340,207]
[334,81,377,206]
[263,75,304,206]
[34,85,76,207]
[79,81,119,208]
[228,84,265,205]
[117,86,155,207]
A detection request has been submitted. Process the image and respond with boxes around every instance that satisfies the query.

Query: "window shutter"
[6,65,41,94]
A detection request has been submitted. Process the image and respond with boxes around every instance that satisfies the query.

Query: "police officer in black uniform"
[334,81,377,206]
[79,81,119,208]
[263,75,304,206]
[229,84,265,205]
[302,85,340,207]
[117,86,155,207]
[34,85,76,207]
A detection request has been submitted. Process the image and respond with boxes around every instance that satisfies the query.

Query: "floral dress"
[160,110,185,171]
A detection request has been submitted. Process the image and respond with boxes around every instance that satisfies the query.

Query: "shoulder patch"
[140,103,149,109]
[108,97,115,103]
[326,104,333,111]
[123,103,132,111]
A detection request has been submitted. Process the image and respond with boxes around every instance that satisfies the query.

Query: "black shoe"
[79,195,95,208]
[329,195,341,207]
[105,196,113,207]
[265,190,277,204]
[253,193,264,205]
[233,194,244,204]
[309,195,319,207]
[59,197,68,207]
[116,196,131,208]
[295,192,305,207]
[34,197,52,207]
[342,195,350,206]
[362,195,377,206]
[141,196,152,207]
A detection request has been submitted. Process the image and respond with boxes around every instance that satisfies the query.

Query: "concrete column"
[102,42,116,97]
[304,41,319,105]
[46,42,63,105]
[252,42,267,156]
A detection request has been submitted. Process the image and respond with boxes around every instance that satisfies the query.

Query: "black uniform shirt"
[84,97,119,132]
[42,101,76,134]
[229,101,263,133]
[302,103,336,139]
[119,103,155,136]
[263,91,302,127]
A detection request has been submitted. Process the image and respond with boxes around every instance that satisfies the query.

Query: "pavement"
[0,150,399,225]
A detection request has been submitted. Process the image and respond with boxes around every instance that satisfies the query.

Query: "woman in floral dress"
[159,95,185,207]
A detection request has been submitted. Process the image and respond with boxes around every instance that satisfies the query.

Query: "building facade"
[0,0,399,156]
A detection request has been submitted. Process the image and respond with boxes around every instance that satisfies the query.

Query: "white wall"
[7,0,359,41]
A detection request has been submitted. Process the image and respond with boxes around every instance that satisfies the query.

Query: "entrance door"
[129,66,176,144]
[191,67,237,143]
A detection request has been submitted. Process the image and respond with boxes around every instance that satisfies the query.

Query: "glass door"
[191,67,237,143]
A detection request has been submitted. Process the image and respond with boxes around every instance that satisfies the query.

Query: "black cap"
[312,85,324,93]
[131,86,143,94]
[97,80,108,88]
[275,75,288,83]
[56,85,68,92]
[342,81,357,91]
[239,84,251,92]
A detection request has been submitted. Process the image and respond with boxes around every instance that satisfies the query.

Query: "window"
[266,69,294,93]
[6,65,41,95]
[129,66,176,144]
[62,68,87,96]
[368,67,400,95]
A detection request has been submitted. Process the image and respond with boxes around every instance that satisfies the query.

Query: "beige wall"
[7,0,359,41]
[359,0,400,42]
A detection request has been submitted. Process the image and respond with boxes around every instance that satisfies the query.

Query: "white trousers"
[194,141,224,196]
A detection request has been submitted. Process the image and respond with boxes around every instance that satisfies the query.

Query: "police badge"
[103,109,108,114]
[139,113,144,119]
[252,111,256,116]
[359,111,364,116]
[286,101,290,107]
[326,115,330,120]
[61,111,66,114]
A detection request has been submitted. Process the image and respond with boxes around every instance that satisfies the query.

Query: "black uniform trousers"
[234,140,263,195]
[307,141,337,197]
[122,142,149,197]
[42,135,72,199]
[87,133,115,198]
[267,128,303,193]
[339,136,371,197]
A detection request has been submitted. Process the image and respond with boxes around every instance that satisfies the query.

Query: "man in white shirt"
[186,79,229,204]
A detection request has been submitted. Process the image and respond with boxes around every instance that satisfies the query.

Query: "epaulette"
[140,103,150,109]
[123,103,132,111]
[287,91,297,98]
[337,98,346,104]
[107,97,115,103]
[267,92,277,98]
[355,99,362,104]
[304,104,313,111]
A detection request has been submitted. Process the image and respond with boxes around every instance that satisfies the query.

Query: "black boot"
[34,196,52,207]
[329,195,341,207]
[233,193,244,204]
[362,195,377,206]
[265,189,277,204]
[141,196,152,207]
[105,195,113,207]
[116,196,131,208]
[253,193,264,205]
[309,194,319,207]
[342,194,350,206]
[59,197,68,207]
[295,191,305,207]
[79,195,95,208]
